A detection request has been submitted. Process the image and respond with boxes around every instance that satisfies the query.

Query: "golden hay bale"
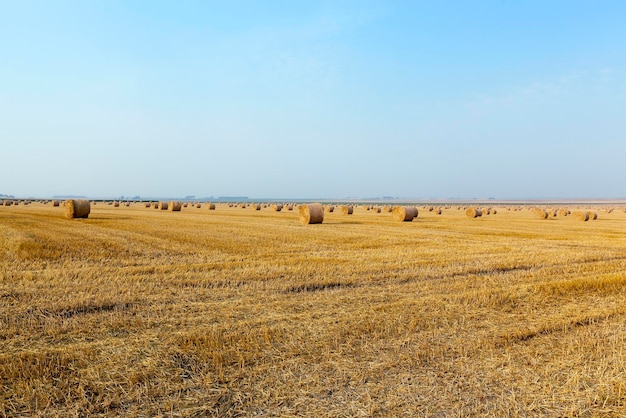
[196,203,201,208]
[152,202,159,209]
[587,211,597,220]
[392,206,418,222]
[341,206,353,215]
[113,201,120,207]
[158,201,169,210]
[325,205,335,213]
[435,207,442,215]
[466,208,482,218]
[52,200,60,207]
[557,208,569,217]
[374,207,381,213]
[145,202,151,208]
[254,203,261,210]
[168,201,182,212]
[428,206,434,212]
[572,211,589,221]
[272,204,283,212]
[383,206,392,213]
[208,203,216,210]
[533,208,549,219]
[65,199,90,219]
[299,203,324,225]
[287,204,294,211]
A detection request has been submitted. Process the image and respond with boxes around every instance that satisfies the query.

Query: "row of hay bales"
[529,207,598,221]
[16,199,615,224]
[465,207,497,217]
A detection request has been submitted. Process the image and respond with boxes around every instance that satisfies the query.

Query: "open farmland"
[1,203,626,416]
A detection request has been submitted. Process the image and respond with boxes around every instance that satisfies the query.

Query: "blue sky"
[1,1,625,199]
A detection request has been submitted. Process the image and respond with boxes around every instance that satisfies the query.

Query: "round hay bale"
[152,202,159,209]
[533,208,549,220]
[287,204,294,211]
[392,206,418,222]
[272,204,283,212]
[374,207,381,213]
[196,203,202,208]
[299,203,324,225]
[587,211,597,220]
[466,208,482,218]
[168,201,182,212]
[341,206,353,215]
[65,199,90,219]
[325,205,335,213]
[145,202,151,208]
[254,204,261,210]
[572,211,589,221]
[435,207,442,215]
[52,200,60,207]
[158,201,169,210]
[557,208,569,217]
[383,206,392,213]
[113,201,120,207]
[208,203,216,210]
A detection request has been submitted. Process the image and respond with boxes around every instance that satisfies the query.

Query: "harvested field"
[1,203,626,416]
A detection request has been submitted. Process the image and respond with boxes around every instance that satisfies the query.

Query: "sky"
[1,1,625,200]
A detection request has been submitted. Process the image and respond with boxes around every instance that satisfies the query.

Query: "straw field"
[1,202,626,416]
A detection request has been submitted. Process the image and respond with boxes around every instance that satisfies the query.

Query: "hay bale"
[435,207,442,215]
[325,205,335,213]
[65,199,90,219]
[533,208,549,220]
[158,201,169,210]
[196,203,201,208]
[152,202,159,209]
[557,208,569,217]
[287,204,294,211]
[272,204,283,212]
[253,203,261,210]
[113,201,120,207]
[392,206,418,222]
[208,203,216,210]
[168,201,182,212]
[341,206,353,215]
[572,211,589,221]
[299,203,324,225]
[145,202,151,208]
[374,207,381,213]
[587,211,597,220]
[466,208,482,218]
[51,200,60,207]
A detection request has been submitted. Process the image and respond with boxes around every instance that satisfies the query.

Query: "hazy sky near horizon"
[2,1,625,199]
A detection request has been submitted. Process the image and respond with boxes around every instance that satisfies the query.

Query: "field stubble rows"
[1,203,625,416]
